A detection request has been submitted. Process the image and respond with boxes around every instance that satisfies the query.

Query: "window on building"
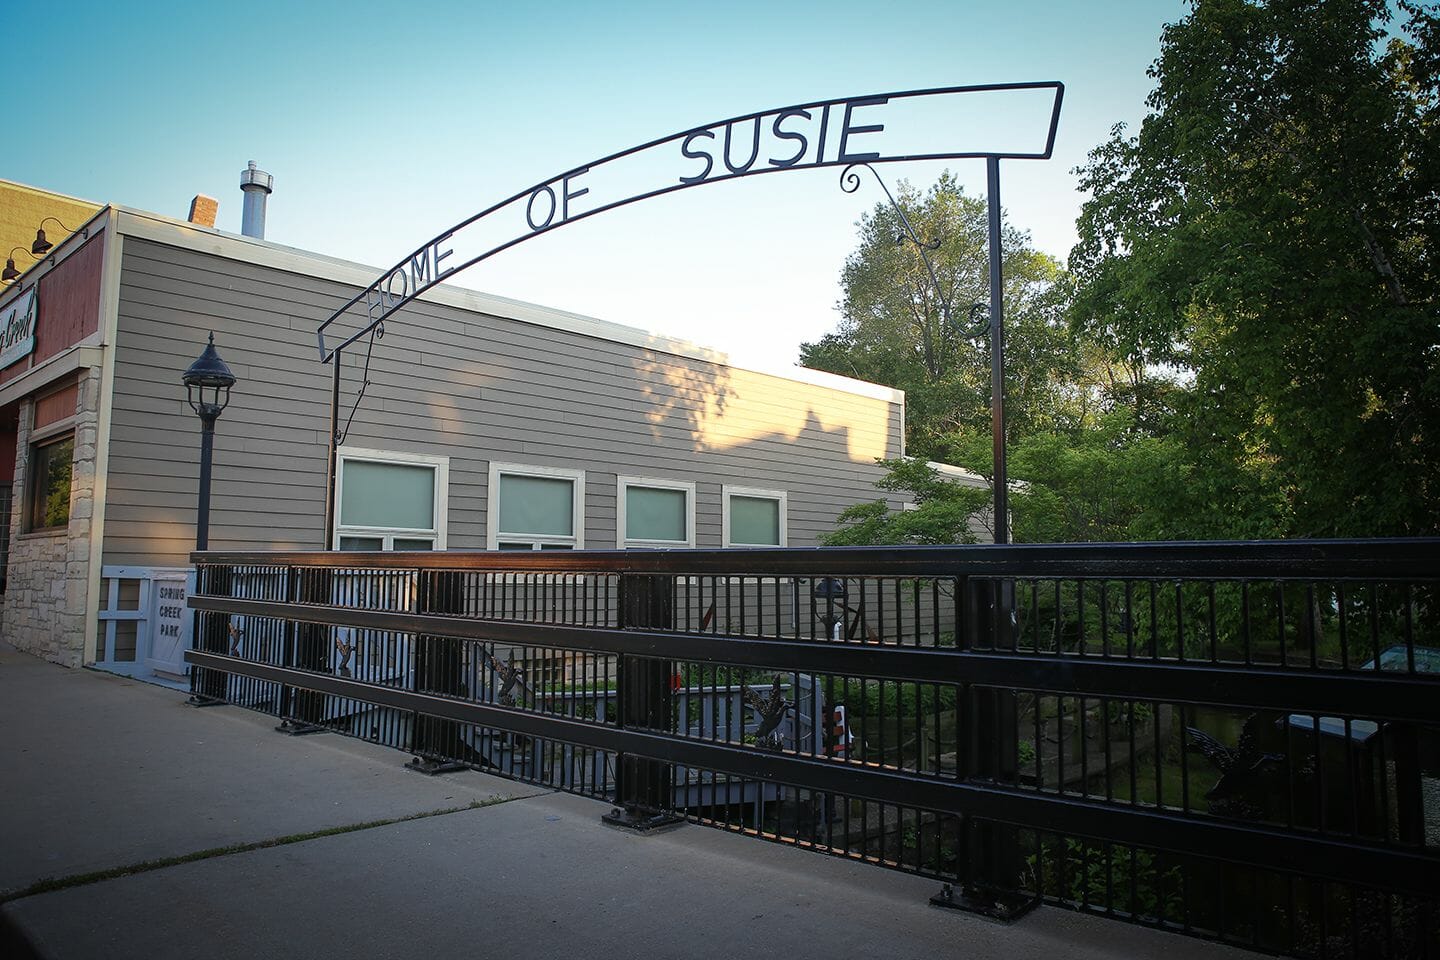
[28,434,74,531]
[617,476,695,548]
[334,448,449,550]
[722,485,787,547]
[488,462,585,550]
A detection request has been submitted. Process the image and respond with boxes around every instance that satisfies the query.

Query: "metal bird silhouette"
[1185,714,1284,801]
[334,635,355,676]
[744,676,791,749]
[487,653,526,707]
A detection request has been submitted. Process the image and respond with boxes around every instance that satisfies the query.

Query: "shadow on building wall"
[632,344,899,465]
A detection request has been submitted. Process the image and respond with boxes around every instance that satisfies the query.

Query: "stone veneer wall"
[5,366,101,666]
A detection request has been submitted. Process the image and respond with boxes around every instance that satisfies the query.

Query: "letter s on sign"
[769,109,811,168]
[679,130,715,185]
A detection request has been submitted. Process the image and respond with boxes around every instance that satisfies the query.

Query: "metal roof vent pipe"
[239,160,273,239]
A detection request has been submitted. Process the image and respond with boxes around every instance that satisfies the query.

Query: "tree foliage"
[812,0,1439,546]
[1071,0,1440,537]
[826,417,1189,546]
[800,172,1081,458]
[821,458,992,546]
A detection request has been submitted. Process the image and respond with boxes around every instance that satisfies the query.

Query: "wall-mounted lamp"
[2,247,37,283]
[32,217,88,256]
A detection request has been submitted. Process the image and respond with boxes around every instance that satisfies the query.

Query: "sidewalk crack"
[0,793,521,905]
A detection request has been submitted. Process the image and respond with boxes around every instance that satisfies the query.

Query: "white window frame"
[616,476,696,549]
[334,446,450,550]
[487,461,586,550]
[722,484,788,548]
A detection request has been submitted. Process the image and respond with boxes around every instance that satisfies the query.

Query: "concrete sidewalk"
[0,641,537,897]
[0,643,1249,959]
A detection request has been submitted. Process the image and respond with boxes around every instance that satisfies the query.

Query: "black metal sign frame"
[315,82,1063,362]
[316,82,1065,549]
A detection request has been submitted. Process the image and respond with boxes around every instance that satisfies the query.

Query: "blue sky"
[12,0,1186,371]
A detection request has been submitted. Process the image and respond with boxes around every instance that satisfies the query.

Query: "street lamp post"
[181,333,237,550]
[182,333,237,708]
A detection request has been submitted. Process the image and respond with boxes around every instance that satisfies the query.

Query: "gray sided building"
[0,199,988,681]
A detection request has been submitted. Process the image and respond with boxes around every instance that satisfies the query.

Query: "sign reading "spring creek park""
[0,288,37,370]
[316,82,1065,361]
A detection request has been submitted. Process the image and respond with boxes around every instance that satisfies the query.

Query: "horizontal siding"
[102,238,912,568]
[114,249,900,427]
[111,311,895,450]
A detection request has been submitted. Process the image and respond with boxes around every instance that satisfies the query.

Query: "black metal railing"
[187,540,1440,958]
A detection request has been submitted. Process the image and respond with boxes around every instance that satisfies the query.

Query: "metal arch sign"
[314,82,1064,362]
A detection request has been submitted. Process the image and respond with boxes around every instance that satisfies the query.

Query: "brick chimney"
[187,194,219,228]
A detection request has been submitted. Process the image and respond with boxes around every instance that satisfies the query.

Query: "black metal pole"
[986,157,1008,546]
[196,412,216,551]
[405,569,468,771]
[323,349,341,550]
[189,407,225,706]
[604,574,682,831]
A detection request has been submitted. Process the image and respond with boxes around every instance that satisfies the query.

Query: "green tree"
[1070,0,1440,537]
[916,415,1190,543]
[807,169,1195,546]
[800,172,1081,458]
[822,457,993,546]
[825,415,1190,546]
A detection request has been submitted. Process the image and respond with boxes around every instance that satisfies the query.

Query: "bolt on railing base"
[404,756,469,776]
[185,694,226,708]
[602,806,685,833]
[274,719,326,736]
[929,883,1039,924]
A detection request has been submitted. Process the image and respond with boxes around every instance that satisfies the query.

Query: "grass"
[0,795,513,905]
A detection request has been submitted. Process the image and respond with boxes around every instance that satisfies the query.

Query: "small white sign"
[148,576,192,675]
[0,288,36,370]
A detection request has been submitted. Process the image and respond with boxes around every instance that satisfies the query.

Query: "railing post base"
[929,882,1038,924]
[274,719,326,736]
[602,805,684,833]
[405,756,469,776]
[185,693,226,708]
